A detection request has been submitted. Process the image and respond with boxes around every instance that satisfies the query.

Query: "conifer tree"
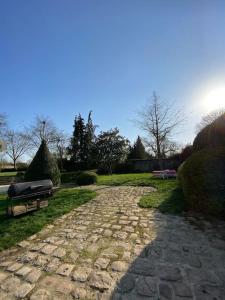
[25,140,60,185]
[128,136,148,159]
[69,114,86,162]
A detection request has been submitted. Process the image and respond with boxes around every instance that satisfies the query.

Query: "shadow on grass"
[139,186,186,215]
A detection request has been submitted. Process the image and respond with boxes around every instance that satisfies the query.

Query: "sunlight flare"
[203,86,225,112]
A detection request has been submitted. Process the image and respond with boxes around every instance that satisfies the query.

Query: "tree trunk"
[13,159,17,170]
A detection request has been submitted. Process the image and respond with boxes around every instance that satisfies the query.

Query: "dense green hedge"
[76,171,98,185]
[178,147,225,217]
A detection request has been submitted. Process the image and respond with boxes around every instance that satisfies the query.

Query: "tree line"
[1,92,214,172]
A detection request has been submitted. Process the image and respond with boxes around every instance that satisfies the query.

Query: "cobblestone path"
[0,186,225,300]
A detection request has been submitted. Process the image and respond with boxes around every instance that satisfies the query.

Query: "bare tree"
[4,130,31,169]
[196,108,225,133]
[136,92,183,159]
[54,131,69,170]
[26,116,59,149]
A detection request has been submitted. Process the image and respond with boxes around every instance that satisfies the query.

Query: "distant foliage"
[76,171,98,185]
[178,147,225,217]
[94,128,130,174]
[25,140,60,186]
[193,113,225,151]
[128,136,149,159]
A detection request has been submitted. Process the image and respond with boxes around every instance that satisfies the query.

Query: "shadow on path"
[109,211,225,300]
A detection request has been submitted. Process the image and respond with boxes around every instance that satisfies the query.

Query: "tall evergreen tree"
[128,136,148,159]
[69,114,86,162]
[69,111,97,165]
[84,111,96,164]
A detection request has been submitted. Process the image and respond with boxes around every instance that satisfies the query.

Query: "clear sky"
[1,0,225,145]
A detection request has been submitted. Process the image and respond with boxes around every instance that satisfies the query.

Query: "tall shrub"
[25,140,60,186]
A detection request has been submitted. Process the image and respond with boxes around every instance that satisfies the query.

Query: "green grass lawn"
[0,171,17,177]
[0,188,96,251]
[98,173,186,214]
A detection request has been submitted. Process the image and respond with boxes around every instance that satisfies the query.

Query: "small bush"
[76,171,98,185]
[60,171,81,183]
[178,147,225,217]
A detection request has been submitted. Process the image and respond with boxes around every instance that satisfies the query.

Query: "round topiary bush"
[193,113,225,151]
[178,147,225,217]
[76,171,98,186]
[25,140,60,186]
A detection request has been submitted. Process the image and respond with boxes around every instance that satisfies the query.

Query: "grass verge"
[98,173,186,214]
[0,188,96,251]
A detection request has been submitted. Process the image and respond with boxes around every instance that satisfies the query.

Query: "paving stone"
[119,220,130,225]
[122,251,131,261]
[194,284,225,300]
[1,276,21,292]
[0,291,11,300]
[94,257,110,270]
[15,265,32,276]
[0,271,9,282]
[124,226,135,233]
[41,244,58,255]
[20,251,38,263]
[45,257,61,272]
[72,267,92,282]
[129,258,155,276]
[103,229,113,237]
[7,262,23,272]
[0,261,13,267]
[136,277,157,297]
[52,247,66,258]
[185,267,219,286]
[31,243,45,251]
[158,265,182,281]
[129,216,139,221]
[26,268,42,283]
[111,261,128,272]
[40,275,74,294]
[34,254,51,267]
[117,273,135,293]
[56,263,74,276]
[89,271,112,291]
[30,289,52,300]
[113,231,128,240]
[18,241,30,248]
[71,287,87,299]
[112,225,122,230]
[159,282,173,299]
[14,282,35,298]
[172,282,193,298]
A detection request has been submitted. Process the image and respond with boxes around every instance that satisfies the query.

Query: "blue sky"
[1,0,225,145]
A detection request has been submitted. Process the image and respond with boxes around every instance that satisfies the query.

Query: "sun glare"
[204,87,225,112]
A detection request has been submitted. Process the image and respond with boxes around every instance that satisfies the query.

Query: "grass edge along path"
[0,188,96,251]
[98,173,185,214]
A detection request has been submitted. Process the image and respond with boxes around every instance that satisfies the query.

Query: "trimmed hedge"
[25,140,60,186]
[76,171,98,186]
[178,147,225,217]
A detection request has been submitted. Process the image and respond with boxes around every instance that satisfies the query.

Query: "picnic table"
[152,169,177,179]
